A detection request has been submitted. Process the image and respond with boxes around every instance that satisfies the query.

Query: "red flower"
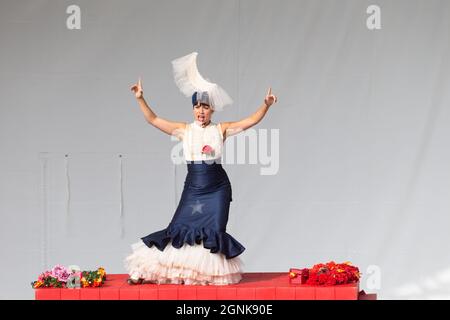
[201,145,214,155]
[290,261,360,286]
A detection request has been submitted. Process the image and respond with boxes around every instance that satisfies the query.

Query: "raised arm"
[130,78,186,137]
[220,87,278,137]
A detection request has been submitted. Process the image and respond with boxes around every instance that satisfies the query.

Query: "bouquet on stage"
[289,261,360,285]
[31,265,106,289]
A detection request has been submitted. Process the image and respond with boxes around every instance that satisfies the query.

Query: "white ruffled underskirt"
[124,240,244,285]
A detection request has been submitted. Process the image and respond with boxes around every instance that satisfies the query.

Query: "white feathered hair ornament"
[171,52,233,111]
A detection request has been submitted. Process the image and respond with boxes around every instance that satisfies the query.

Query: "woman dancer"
[124,54,278,285]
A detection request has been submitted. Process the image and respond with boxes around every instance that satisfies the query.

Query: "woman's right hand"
[130,77,144,99]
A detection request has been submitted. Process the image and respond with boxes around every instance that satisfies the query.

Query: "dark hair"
[192,91,212,107]
[192,103,211,108]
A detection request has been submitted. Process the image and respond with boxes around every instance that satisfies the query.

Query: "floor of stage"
[35,272,374,300]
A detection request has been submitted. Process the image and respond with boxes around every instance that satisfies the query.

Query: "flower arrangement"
[201,144,215,156]
[31,265,106,289]
[289,261,360,286]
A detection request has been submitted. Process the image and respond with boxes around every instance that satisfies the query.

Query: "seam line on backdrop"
[65,154,71,235]
[119,155,124,238]
[40,156,49,270]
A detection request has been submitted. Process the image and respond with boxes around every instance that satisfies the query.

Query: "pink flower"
[51,264,72,282]
[201,145,214,155]
[38,270,53,281]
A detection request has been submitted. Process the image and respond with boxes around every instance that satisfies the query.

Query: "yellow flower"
[97,267,106,278]
[81,277,89,288]
[33,280,44,288]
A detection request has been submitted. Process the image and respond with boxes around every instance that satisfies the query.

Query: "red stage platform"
[35,273,371,300]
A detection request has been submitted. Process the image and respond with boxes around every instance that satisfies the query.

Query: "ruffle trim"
[124,240,243,285]
[141,225,245,259]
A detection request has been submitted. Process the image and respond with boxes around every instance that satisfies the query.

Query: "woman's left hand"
[264,87,278,107]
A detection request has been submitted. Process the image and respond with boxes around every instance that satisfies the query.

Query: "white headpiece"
[171,52,233,111]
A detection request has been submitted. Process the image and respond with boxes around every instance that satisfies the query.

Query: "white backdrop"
[1,0,450,299]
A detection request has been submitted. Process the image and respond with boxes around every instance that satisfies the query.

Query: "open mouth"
[198,115,205,121]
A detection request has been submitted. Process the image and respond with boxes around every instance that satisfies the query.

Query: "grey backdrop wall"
[1,0,450,299]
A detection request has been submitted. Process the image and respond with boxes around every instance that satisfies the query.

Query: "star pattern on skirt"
[190,200,205,215]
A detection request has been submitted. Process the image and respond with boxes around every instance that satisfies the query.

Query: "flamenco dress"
[124,121,245,285]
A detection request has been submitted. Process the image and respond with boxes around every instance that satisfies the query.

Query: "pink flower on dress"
[201,145,214,156]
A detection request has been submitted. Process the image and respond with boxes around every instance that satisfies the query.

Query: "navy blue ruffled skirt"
[141,161,245,259]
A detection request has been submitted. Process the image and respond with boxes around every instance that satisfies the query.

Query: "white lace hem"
[124,240,244,285]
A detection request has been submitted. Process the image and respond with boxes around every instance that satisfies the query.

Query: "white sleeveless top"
[182,122,224,161]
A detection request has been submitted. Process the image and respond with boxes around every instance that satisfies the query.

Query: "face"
[193,102,214,124]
